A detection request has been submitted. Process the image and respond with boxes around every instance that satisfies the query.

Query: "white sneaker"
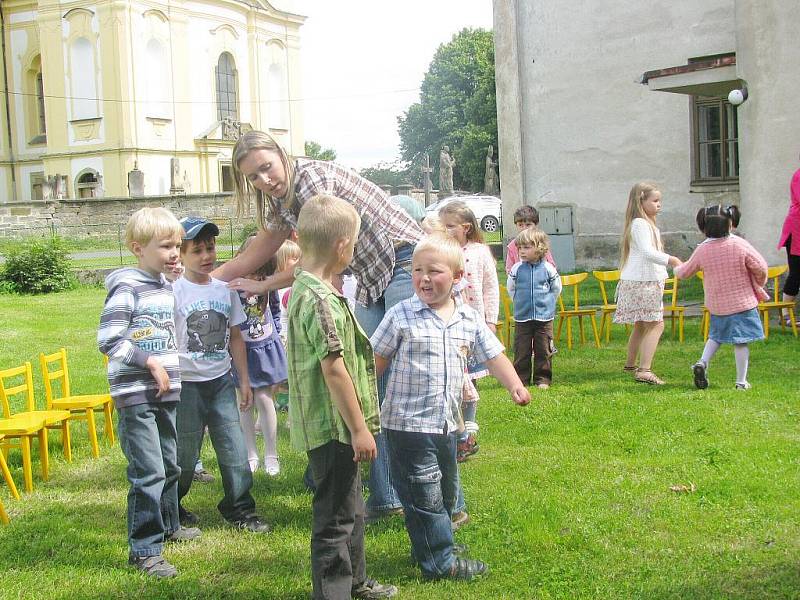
[248,458,260,473]
[734,382,751,391]
[264,456,280,476]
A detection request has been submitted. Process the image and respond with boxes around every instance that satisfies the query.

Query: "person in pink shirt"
[675,205,768,391]
[777,161,800,324]
[505,206,556,273]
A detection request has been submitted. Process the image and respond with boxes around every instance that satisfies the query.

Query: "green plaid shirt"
[286,269,380,452]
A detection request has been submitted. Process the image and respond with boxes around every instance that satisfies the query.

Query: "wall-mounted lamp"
[727,87,748,106]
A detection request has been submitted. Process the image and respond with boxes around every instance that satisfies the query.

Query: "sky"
[282,0,494,170]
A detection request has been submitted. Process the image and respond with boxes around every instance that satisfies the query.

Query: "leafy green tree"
[398,28,497,192]
[304,140,337,161]
[359,161,414,188]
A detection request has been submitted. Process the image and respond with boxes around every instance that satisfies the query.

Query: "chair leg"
[555,316,564,343]
[566,318,573,349]
[790,308,798,337]
[62,421,72,463]
[21,437,33,493]
[86,409,100,458]
[762,309,769,339]
[590,316,601,348]
[38,428,49,481]
[578,316,586,344]
[0,498,8,524]
[104,403,115,445]
[679,313,684,343]
[0,450,20,500]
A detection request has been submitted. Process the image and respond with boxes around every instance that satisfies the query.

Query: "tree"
[304,140,337,161]
[398,28,497,193]
[359,161,414,188]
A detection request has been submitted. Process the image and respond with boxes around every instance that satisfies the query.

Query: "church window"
[216,52,238,121]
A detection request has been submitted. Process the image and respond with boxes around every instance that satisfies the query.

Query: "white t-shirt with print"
[173,277,246,382]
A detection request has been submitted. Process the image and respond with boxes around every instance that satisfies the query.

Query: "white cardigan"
[620,218,669,281]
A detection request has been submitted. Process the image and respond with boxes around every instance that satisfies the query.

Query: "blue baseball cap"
[180,216,220,240]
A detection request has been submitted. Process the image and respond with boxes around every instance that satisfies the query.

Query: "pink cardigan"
[778,168,800,255]
[463,242,499,324]
[674,236,768,316]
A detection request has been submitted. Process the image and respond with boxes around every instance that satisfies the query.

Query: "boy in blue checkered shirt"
[370,233,530,582]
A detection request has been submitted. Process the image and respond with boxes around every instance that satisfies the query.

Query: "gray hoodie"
[98,267,180,408]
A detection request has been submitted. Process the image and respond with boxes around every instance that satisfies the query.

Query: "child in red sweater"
[674,205,768,390]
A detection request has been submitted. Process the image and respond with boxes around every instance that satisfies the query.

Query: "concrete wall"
[493,0,777,268]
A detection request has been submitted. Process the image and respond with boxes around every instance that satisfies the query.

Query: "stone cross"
[422,153,433,207]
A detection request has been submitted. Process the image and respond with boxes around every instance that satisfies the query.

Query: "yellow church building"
[0,0,305,203]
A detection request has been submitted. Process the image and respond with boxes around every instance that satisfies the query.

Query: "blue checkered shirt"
[371,295,504,434]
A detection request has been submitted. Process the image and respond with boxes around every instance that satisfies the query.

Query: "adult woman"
[215,130,424,519]
[777,158,800,323]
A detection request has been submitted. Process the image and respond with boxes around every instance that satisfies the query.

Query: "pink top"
[505,239,556,274]
[462,242,500,324]
[778,168,800,255]
[674,235,768,316]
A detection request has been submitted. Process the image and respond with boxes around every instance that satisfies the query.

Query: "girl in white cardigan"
[439,201,499,460]
[614,183,682,385]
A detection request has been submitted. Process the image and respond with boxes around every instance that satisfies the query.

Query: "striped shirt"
[286,269,380,452]
[264,159,424,305]
[371,295,504,434]
[98,268,180,408]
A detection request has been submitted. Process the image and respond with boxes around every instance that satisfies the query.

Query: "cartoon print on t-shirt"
[186,309,228,353]
[242,295,272,340]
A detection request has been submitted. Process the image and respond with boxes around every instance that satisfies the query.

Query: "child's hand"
[510,386,531,406]
[351,429,377,463]
[668,255,683,268]
[486,322,497,334]
[239,385,253,411]
[228,277,269,297]
[145,356,170,397]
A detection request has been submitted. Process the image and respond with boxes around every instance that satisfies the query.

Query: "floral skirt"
[613,279,665,324]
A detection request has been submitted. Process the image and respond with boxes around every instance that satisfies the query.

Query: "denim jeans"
[355,246,414,513]
[386,429,459,578]
[308,441,366,599]
[177,374,256,521]
[117,401,180,558]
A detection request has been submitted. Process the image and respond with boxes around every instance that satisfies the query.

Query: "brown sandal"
[623,365,637,373]
[635,369,665,385]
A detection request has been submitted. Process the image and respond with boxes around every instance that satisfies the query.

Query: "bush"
[1,237,76,294]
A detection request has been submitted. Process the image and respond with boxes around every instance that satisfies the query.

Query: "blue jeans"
[386,429,459,578]
[177,374,256,521]
[117,401,180,558]
[355,246,414,513]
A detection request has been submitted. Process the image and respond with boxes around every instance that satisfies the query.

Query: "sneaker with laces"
[192,468,214,484]
[451,510,470,531]
[165,526,202,543]
[692,362,709,389]
[179,505,200,527]
[264,456,280,476]
[129,554,178,578]
[351,577,398,599]
[228,514,271,533]
[734,381,751,390]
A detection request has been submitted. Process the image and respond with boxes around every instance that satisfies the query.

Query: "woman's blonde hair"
[275,239,301,273]
[620,182,662,269]
[231,130,297,231]
[438,200,484,243]
[516,227,550,262]
[296,195,360,262]
[413,232,465,274]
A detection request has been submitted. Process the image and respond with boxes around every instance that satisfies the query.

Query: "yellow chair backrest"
[766,265,788,302]
[558,272,589,311]
[39,348,72,409]
[663,276,681,308]
[0,362,37,418]
[499,284,513,321]
[696,270,704,282]
[592,270,620,307]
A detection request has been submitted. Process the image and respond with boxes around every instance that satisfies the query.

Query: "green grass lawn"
[0,287,798,599]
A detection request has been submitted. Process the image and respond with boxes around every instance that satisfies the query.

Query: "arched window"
[75,169,100,198]
[146,39,171,119]
[70,37,98,119]
[216,52,238,121]
[268,62,289,130]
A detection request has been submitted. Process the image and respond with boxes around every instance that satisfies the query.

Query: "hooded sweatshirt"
[98,267,181,408]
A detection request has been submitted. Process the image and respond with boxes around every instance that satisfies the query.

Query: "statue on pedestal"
[439,146,455,197]
[484,145,498,195]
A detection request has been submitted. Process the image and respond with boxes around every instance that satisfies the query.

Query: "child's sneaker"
[351,577,398,599]
[179,505,200,527]
[248,457,260,473]
[166,526,202,543]
[192,468,214,483]
[734,382,751,391]
[128,554,178,578]
[227,514,271,533]
[692,362,709,389]
[451,510,470,531]
[264,456,280,476]
[456,434,479,463]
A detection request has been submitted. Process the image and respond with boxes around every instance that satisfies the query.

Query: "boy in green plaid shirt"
[286,194,397,600]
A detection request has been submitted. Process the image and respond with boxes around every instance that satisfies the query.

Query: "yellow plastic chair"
[0,434,21,524]
[695,271,711,341]
[40,348,115,459]
[592,269,628,343]
[0,393,49,493]
[497,285,515,352]
[662,277,686,342]
[758,265,798,338]
[1,362,72,462]
[556,273,601,349]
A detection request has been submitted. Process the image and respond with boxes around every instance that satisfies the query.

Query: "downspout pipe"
[0,4,18,202]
